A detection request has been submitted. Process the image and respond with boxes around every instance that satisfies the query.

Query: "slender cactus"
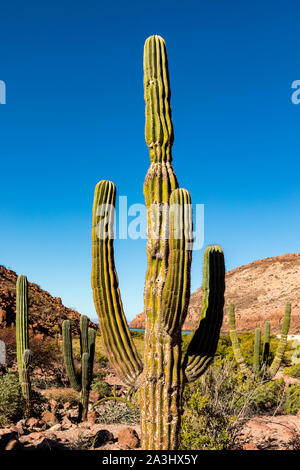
[229,302,291,379]
[268,302,291,378]
[253,328,261,375]
[62,315,95,421]
[228,304,253,377]
[262,321,270,365]
[16,275,32,405]
[91,35,225,450]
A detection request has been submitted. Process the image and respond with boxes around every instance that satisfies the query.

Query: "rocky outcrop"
[0,265,97,337]
[237,414,300,450]
[130,253,300,334]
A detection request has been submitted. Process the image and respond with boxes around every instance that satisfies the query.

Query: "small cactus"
[62,315,95,421]
[16,275,32,406]
[229,302,291,379]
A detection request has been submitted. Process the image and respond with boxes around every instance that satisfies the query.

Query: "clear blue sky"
[1,1,299,323]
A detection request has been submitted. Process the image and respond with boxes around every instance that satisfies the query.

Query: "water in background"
[130,328,192,335]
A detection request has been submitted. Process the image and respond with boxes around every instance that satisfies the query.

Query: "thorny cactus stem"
[253,328,261,375]
[16,275,32,406]
[62,315,95,421]
[91,35,225,450]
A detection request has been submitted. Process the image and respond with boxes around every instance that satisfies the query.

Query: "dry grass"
[43,387,79,405]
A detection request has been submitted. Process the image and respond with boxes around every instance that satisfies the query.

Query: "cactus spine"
[62,315,95,421]
[91,35,225,450]
[16,275,32,405]
[229,302,291,379]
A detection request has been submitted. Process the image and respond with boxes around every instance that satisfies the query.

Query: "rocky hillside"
[0,265,97,336]
[130,253,300,334]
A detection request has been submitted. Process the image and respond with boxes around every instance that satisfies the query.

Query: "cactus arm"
[228,303,253,377]
[62,320,81,392]
[80,315,89,356]
[269,302,291,378]
[91,180,143,386]
[161,188,193,334]
[80,352,90,421]
[88,328,96,385]
[182,245,225,383]
[253,328,261,375]
[262,321,270,365]
[144,35,173,163]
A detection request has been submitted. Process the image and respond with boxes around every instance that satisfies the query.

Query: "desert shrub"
[180,358,286,450]
[91,377,111,399]
[95,401,140,424]
[130,330,144,340]
[0,371,25,426]
[43,387,79,406]
[284,364,300,378]
[29,335,63,371]
[95,352,109,367]
[283,384,300,415]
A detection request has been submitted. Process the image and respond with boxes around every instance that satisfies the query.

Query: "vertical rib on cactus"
[253,328,261,375]
[183,245,225,382]
[269,302,291,378]
[161,188,193,334]
[91,180,143,386]
[91,35,225,450]
[62,315,95,421]
[16,275,32,404]
[228,303,253,377]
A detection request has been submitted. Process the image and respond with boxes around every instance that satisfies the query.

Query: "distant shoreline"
[130,328,192,335]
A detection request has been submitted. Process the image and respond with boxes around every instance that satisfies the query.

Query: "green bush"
[283,384,300,415]
[95,352,109,367]
[284,364,300,378]
[0,371,25,426]
[130,330,144,340]
[91,378,111,399]
[180,358,287,450]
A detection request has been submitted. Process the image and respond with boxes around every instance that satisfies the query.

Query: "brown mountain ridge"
[0,265,97,336]
[130,253,300,335]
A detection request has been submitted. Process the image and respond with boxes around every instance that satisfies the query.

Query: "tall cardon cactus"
[91,35,225,450]
[62,315,95,421]
[229,302,291,379]
[16,275,32,406]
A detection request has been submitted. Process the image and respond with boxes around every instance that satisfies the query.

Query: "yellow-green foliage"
[0,371,25,426]
[180,358,288,450]
[217,333,291,368]
[284,364,300,378]
[283,384,300,415]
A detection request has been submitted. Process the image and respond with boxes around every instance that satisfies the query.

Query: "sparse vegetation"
[0,371,25,426]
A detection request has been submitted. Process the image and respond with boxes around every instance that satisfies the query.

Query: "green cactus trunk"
[253,328,261,375]
[16,275,32,406]
[262,321,270,365]
[91,35,225,450]
[62,316,95,422]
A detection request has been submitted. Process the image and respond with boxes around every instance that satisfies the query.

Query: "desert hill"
[130,253,300,334]
[0,265,97,336]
